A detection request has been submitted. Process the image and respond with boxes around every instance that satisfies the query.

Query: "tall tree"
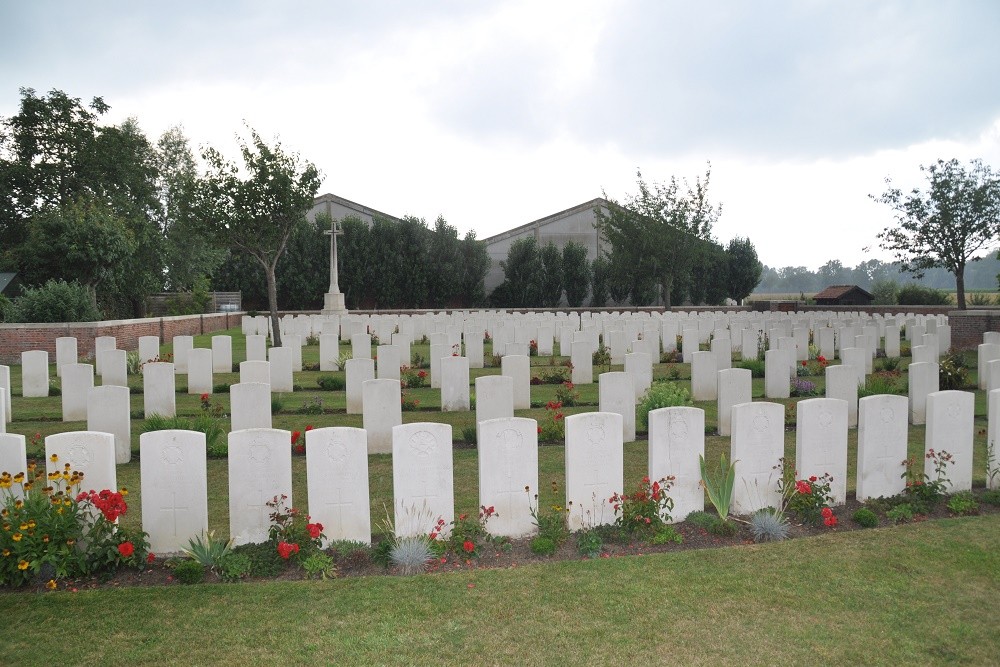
[596,167,720,306]
[426,216,461,307]
[873,158,1000,309]
[189,129,321,346]
[590,256,610,307]
[337,215,372,309]
[561,241,590,307]
[538,242,563,307]
[498,237,543,307]
[725,237,763,303]
[458,230,490,307]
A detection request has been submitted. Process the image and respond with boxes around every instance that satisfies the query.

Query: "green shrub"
[638,382,693,429]
[897,284,951,305]
[317,375,346,391]
[576,530,603,558]
[530,536,557,556]
[219,553,253,582]
[461,425,477,445]
[887,504,914,524]
[852,508,879,528]
[750,510,789,542]
[736,359,765,378]
[11,279,101,323]
[967,291,995,306]
[142,413,227,457]
[980,489,1000,506]
[230,542,286,578]
[939,353,969,390]
[946,492,979,516]
[0,295,14,322]
[172,560,205,584]
[871,279,899,305]
[858,372,906,398]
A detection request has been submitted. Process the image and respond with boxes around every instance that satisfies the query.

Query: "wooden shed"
[813,284,874,306]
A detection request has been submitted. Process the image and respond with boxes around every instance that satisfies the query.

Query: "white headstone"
[478,417,539,538]
[239,360,271,386]
[599,371,636,442]
[246,335,267,362]
[565,412,623,531]
[825,364,859,427]
[346,358,376,414]
[856,394,908,501]
[690,351,718,401]
[94,336,116,376]
[172,336,193,374]
[764,348,789,399]
[55,336,77,377]
[212,336,233,373]
[230,382,272,431]
[979,343,1000,390]
[795,398,848,505]
[351,333,372,360]
[475,375,514,426]
[46,431,116,494]
[717,368,752,437]
[140,430,209,554]
[228,428,293,545]
[731,402,784,515]
[21,350,49,397]
[0,366,10,423]
[87,385,132,464]
[988,389,1000,490]
[647,406,705,521]
[319,334,340,371]
[392,423,455,537]
[570,339,593,384]
[925,390,974,492]
[376,345,401,381]
[624,352,652,401]
[143,362,176,418]
[0,433,27,497]
[440,356,470,411]
[884,325,901,358]
[139,336,160,368]
[268,347,294,393]
[306,427,371,544]
[501,355,531,410]
[908,361,939,425]
[187,348,213,395]
[362,379,402,454]
[61,363,94,422]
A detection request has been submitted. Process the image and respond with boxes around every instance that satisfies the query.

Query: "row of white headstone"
[2,388,992,555]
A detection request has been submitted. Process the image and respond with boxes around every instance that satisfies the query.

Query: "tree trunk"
[956,264,966,310]
[661,274,673,309]
[266,262,282,347]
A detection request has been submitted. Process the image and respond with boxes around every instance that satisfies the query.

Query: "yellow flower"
[66,538,75,547]
[18,523,28,531]
[0,509,6,518]
[13,472,24,483]
[49,454,58,463]
[27,462,36,471]
[119,487,128,496]
[23,482,32,491]
[63,499,71,506]
[42,535,49,543]
[13,500,23,509]
[17,560,29,570]
[56,508,64,515]
[2,549,10,557]
[12,533,22,542]
[46,579,57,590]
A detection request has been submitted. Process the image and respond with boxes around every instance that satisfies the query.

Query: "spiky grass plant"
[750,510,789,543]
[182,530,235,573]
[390,536,434,575]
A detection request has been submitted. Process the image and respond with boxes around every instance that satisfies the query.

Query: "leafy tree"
[426,216,461,307]
[157,126,225,291]
[538,242,563,307]
[189,129,321,346]
[497,237,543,308]
[701,242,730,305]
[873,158,1000,309]
[596,167,720,306]
[276,216,327,310]
[590,256,610,307]
[561,241,590,307]
[393,216,431,308]
[726,237,763,303]
[458,230,490,307]
[337,215,373,309]
[10,279,101,323]
[871,278,899,305]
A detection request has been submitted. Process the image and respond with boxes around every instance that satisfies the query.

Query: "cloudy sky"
[3,1,1000,269]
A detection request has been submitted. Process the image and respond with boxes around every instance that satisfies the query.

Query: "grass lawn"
[1,515,998,665]
[1,326,996,664]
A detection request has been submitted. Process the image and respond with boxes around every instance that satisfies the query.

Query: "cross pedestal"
[323,217,349,317]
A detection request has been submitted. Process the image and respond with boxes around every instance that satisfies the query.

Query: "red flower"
[200,393,209,401]
[147,552,156,564]
[809,475,818,482]
[307,523,323,539]
[824,515,838,527]
[277,541,300,559]
[463,540,475,553]
[117,541,135,558]
[801,360,808,367]
[305,425,314,432]
[821,507,833,518]
[459,514,467,521]
[417,370,427,378]
[537,426,542,434]
[294,444,305,455]
[291,431,301,444]
[795,481,812,495]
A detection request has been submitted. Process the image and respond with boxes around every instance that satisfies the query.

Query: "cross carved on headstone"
[161,491,190,537]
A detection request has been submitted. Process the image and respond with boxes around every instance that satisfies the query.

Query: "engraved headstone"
[856,394,908,501]
[140,430,209,554]
[478,417,539,538]
[795,398,848,505]
[362,379,402,454]
[228,428,293,545]
[87,385,132,464]
[392,423,455,537]
[565,412,623,531]
[731,402,784,514]
[306,427,371,544]
[647,406,705,521]
[230,382,272,431]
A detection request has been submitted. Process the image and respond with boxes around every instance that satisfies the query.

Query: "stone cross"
[323,217,344,295]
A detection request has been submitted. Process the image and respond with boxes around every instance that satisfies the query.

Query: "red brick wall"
[947,310,1000,350]
[0,313,242,364]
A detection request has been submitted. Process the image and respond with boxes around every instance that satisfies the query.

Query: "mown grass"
[1,516,998,665]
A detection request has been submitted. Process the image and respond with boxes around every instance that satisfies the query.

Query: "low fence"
[0,312,243,364]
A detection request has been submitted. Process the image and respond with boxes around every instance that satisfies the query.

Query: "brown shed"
[813,285,874,306]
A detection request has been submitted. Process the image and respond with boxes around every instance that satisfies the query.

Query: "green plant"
[337,351,353,369]
[461,425,477,446]
[448,506,498,558]
[328,540,372,568]
[302,551,337,580]
[896,284,951,306]
[530,492,570,548]
[637,382,693,429]
[401,389,420,411]
[776,459,838,527]
[537,401,566,443]
[400,366,428,389]
[410,351,426,369]
[749,509,789,542]
[736,359,765,378]
[650,526,683,545]
[852,508,879,528]
[181,530,234,573]
[271,396,285,413]
[684,510,737,536]
[946,492,979,516]
[858,372,906,398]
[576,529,603,558]
[530,536,557,556]
[266,494,325,565]
[126,350,143,375]
[699,453,737,523]
[981,489,1000,506]
[11,279,102,323]
[887,504,914,524]
[391,536,434,575]
[219,552,253,582]
[316,375,346,391]
[608,475,675,539]
[173,559,206,584]
[592,343,612,370]
[938,355,969,390]
[299,396,325,415]
[901,449,953,513]
[142,413,227,458]
[878,356,902,372]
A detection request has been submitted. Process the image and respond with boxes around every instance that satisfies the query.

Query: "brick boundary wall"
[947,309,1000,350]
[0,312,243,364]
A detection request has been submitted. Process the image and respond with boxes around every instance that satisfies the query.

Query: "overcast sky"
[3,1,1000,269]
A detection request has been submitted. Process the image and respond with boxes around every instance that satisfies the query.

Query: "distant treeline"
[755,256,1000,294]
